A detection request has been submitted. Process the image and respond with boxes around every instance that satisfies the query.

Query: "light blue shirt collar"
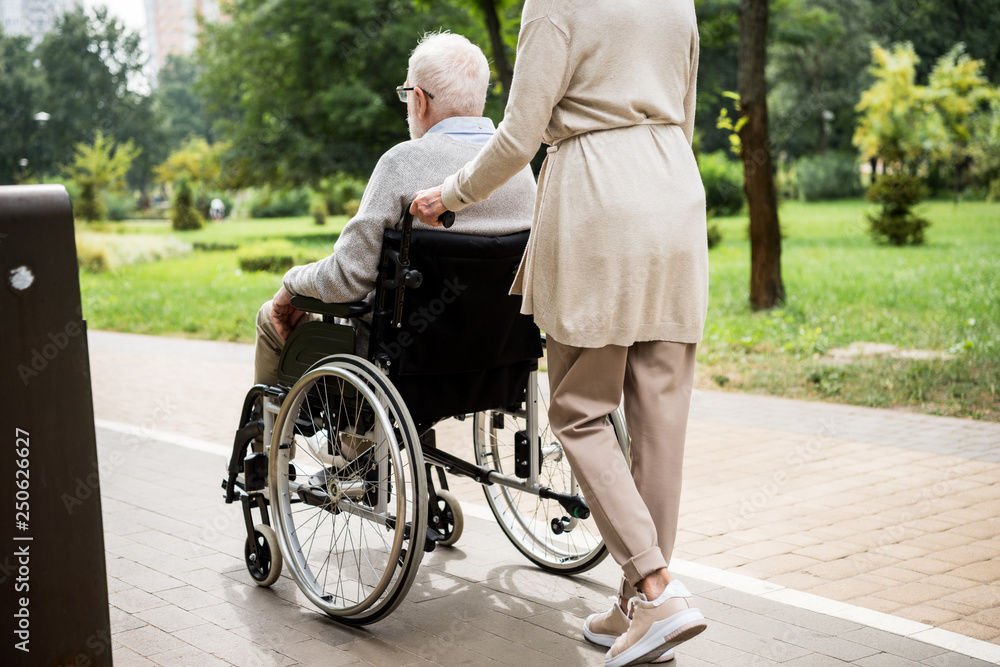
[426,116,496,146]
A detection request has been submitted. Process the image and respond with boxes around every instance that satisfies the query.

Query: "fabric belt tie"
[546,119,675,154]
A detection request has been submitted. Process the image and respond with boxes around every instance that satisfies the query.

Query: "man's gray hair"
[407,32,490,117]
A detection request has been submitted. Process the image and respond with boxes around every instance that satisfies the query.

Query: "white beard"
[408,114,427,140]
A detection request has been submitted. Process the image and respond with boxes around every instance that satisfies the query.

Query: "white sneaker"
[605,580,706,667]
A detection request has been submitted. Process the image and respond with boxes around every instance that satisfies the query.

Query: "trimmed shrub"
[707,222,723,249]
[344,199,362,218]
[172,178,205,231]
[309,195,328,226]
[865,172,930,246]
[237,240,326,272]
[76,182,105,222]
[795,153,863,201]
[249,187,310,218]
[698,151,744,216]
[237,240,297,273]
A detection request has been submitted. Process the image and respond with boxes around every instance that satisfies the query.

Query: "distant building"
[0,0,74,45]
[144,0,219,78]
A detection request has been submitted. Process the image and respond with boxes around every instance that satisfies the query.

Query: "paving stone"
[147,644,232,666]
[135,605,205,633]
[841,628,949,662]
[341,638,425,667]
[114,625,187,657]
[919,652,999,666]
[156,586,224,611]
[938,620,1000,642]
[853,653,930,667]
[875,583,957,606]
[278,639,359,666]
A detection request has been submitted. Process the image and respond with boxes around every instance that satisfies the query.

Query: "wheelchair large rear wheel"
[473,371,630,574]
[269,356,426,624]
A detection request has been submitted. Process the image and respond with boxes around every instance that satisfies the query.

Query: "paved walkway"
[87,331,1000,665]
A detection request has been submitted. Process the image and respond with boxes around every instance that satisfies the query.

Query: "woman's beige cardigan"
[442,0,708,348]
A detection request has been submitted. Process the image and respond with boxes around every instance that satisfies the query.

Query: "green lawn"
[703,199,999,419]
[79,200,1000,420]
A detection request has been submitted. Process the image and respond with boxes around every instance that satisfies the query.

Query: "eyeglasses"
[396,86,434,103]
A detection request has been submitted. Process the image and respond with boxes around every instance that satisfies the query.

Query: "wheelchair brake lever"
[439,211,455,229]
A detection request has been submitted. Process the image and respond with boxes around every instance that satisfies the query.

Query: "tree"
[768,0,874,157]
[693,0,740,155]
[197,0,476,187]
[853,44,936,246]
[923,44,997,201]
[0,31,45,184]
[867,0,1000,84]
[171,176,204,231]
[853,43,928,173]
[64,131,141,222]
[153,138,228,190]
[739,0,784,311]
[34,7,162,194]
[155,54,212,150]
[970,99,1000,200]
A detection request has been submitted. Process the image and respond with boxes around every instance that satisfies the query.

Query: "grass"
[701,199,999,420]
[78,201,1000,420]
[78,216,349,340]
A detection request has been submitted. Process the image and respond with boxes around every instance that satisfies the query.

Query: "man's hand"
[410,186,447,226]
[270,285,306,341]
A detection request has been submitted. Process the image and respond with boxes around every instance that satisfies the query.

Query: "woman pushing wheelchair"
[412,1,709,665]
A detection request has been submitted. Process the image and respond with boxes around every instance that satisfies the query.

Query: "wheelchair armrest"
[290,296,371,318]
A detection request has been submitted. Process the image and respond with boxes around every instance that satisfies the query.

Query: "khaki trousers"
[546,337,696,591]
[254,299,320,386]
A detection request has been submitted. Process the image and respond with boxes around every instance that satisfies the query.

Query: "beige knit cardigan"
[442,0,708,348]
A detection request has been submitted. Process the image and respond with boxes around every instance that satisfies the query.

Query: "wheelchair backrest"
[370,227,542,424]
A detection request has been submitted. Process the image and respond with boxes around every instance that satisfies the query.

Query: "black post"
[0,185,112,665]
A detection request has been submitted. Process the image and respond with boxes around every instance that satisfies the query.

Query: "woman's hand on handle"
[410,186,448,226]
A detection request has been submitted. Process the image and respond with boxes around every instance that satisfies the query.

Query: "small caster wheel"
[434,489,464,547]
[245,523,282,587]
[551,516,573,535]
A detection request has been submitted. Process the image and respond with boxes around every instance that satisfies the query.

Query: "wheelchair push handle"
[405,201,455,229]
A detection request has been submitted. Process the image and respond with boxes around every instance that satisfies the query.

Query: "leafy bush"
[249,187,311,218]
[325,174,368,214]
[102,191,136,221]
[172,177,204,231]
[707,222,723,249]
[866,172,930,246]
[795,153,863,201]
[309,195,328,226]
[344,199,361,218]
[236,240,325,273]
[698,151,744,216]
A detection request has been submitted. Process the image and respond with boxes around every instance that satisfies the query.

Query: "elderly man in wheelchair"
[222,32,631,625]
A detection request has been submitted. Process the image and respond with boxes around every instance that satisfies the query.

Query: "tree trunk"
[739,0,784,311]
[478,0,514,101]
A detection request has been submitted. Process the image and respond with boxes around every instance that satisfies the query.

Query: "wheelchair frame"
[223,210,630,624]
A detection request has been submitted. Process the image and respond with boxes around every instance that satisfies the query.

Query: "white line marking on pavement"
[94,421,1000,665]
[95,419,232,458]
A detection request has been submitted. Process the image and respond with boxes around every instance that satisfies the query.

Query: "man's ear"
[414,87,428,119]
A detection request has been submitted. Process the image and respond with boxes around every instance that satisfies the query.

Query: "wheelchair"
[223,208,630,624]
